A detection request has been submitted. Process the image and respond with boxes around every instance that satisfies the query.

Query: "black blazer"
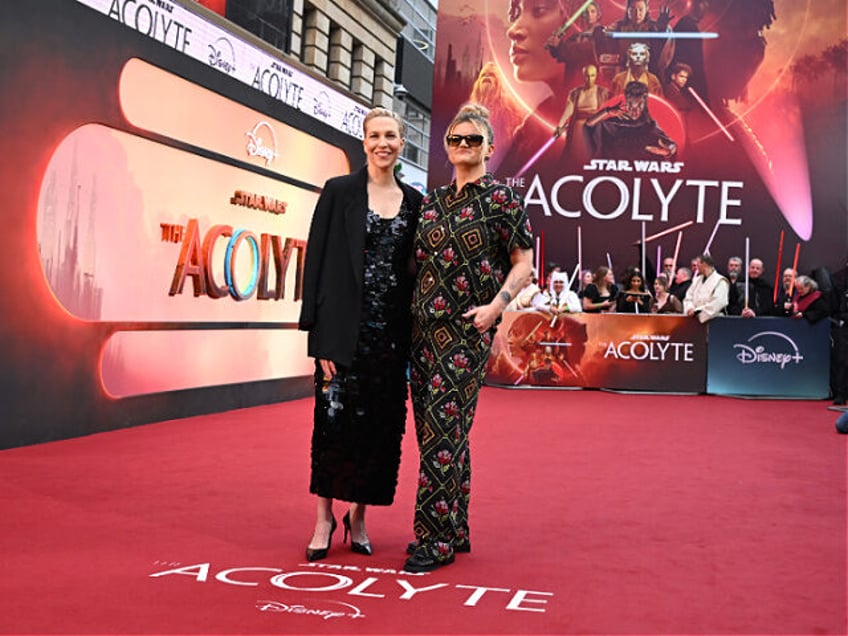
[298,165,423,366]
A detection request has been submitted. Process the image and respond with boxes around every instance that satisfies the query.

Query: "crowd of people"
[509,252,848,405]
[512,253,844,324]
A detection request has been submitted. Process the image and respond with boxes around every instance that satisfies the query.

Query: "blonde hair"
[446,102,495,146]
[363,107,405,138]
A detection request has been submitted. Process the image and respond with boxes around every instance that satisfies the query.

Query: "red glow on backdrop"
[195,0,227,16]
[729,91,813,240]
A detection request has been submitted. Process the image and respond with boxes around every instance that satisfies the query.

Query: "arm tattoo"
[499,291,511,305]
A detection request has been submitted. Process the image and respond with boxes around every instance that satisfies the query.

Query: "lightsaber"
[552,0,596,40]
[772,230,784,304]
[609,32,719,39]
[606,252,613,275]
[688,86,735,142]
[632,220,694,244]
[672,230,683,277]
[577,225,583,290]
[539,230,545,288]
[568,262,580,290]
[535,236,541,279]
[516,136,557,178]
[641,222,646,277]
[656,245,661,278]
[744,237,750,309]
[520,320,545,346]
[788,243,801,297]
[703,217,721,255]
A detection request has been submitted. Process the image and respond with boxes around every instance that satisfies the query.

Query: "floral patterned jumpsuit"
[409,174,534,564]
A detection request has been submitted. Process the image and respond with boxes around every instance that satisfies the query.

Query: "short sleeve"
[490,186,534,254]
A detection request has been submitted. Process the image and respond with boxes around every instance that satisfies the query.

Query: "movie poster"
[429,0,847,283]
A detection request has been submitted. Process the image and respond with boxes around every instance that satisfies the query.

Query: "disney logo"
[208,37,236,74]
[733,331,804,369]
[256,600,365,620]
[246,121,278,167]
[313,91,332,121]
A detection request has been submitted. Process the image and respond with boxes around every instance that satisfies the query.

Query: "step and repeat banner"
[0,1,366,448]
[486,312,708,392]
[706,316,831,398]
[486,312,831,398]
[427,0,847,281]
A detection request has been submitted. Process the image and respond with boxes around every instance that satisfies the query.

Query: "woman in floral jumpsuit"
[405,104,534,572]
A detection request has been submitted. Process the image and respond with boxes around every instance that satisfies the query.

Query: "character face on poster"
[429,0,847,281]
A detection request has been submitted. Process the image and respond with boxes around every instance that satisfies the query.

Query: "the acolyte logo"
[246,121,278,166]
[208,36,237,74]
[161,219,306,302]
[733,331,804,369]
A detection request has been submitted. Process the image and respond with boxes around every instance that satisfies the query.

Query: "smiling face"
[749,259,764,280]
[507,0,567,85]
[362,116,403,171]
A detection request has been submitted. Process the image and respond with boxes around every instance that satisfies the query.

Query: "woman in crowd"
[582,265,618,312]
[616,268,652,313]
[298,108,423,561]
[406,103,534,572]
[651,273,682,313]
[785,275,829,324]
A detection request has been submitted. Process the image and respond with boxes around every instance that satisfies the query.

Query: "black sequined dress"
[310,202,415,505]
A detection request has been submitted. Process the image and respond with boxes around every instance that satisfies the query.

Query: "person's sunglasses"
[445,134,485,147]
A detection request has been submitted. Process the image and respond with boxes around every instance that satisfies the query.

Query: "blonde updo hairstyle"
[445,102,495,152]
[363,107,405,138]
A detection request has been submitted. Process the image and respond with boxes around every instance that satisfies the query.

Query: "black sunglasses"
[445,134,485,147]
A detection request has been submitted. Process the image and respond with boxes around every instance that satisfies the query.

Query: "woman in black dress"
[582,265,618,312]
[616,269,652,313]
[298,108,422,561]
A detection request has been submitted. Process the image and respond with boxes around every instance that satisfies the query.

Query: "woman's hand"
[463,303,500,333]
[319,358,337,379]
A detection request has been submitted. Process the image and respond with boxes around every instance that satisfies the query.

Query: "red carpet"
[0,388,845,635]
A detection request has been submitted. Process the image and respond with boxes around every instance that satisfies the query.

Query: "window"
[395,0,437,61]
[397,99,430,169]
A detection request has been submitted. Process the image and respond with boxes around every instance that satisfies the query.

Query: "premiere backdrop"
[427,0,847,281]
[0,1,368,449]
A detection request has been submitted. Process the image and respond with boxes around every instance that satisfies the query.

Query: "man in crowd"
[734,258,775,317]
[670,266,692,301]
[683,254,729,322]
[775,267,797,314]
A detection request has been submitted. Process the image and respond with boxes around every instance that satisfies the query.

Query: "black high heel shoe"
[305,516,337,562]
[342,511,372,555]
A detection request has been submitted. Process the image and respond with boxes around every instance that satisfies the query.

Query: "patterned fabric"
[409,174,533,562]
[310,203,416,505]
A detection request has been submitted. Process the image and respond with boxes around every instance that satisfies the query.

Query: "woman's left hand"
[463,303,500,333]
